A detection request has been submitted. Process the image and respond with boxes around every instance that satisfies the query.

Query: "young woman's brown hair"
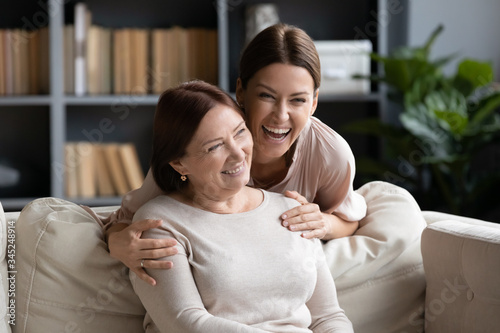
[151,80,242,193]
[238,23,321,91]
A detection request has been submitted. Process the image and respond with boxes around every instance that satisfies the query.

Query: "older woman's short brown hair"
[151,80,242,192]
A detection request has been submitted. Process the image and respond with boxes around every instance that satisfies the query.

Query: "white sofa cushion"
[0,202,12,333]
[324,181,428,333]
[422,220,500,332]
[15,197,145,332]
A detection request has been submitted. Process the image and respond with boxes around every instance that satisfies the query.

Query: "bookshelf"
[0,0,397,211]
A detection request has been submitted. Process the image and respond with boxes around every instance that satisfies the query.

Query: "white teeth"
[222,165,243,174]
[263,125,291,134]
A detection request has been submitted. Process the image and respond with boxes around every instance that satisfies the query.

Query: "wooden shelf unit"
[0,0,394,211]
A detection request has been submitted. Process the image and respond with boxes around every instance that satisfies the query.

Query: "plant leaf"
[469,91,500,126]
[453,59,493,96]
[434,111,468,135]
[423,89,468,136]
[383,59,412,92]
[423,24,444,55]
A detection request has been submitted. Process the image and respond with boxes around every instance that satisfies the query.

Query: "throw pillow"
[323,181,427,333]
[15,197,145,332]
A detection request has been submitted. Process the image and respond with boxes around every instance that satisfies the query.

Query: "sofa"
[1,181,499,333]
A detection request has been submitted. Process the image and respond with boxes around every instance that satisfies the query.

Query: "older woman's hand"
[282,190,359,240]
[107,219,178,286]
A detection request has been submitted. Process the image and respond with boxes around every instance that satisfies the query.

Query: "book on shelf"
[64,143,79,198]
[0,30,4,95]
[64,25,75,94]
[14,29,31,95]
[75,141,96,198]
[0,27,49,96]
[87,25,112,95]
[64,142,145,199]
[94,143,116,197]
[37,27,50,94]
[150,26,218,94]
[117,142,145,191]
[3,30,14,95]
[74,2,92,96]
[102,143,130,196]
[28,29,40,95]
[113,28,149,95]
[99,27,112,95]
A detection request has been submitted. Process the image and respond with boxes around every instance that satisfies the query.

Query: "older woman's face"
[174,105,253,196]
[236,63,318,164]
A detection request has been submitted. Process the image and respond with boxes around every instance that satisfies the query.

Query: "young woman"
[131,80,353,332]
[104,23,367,285]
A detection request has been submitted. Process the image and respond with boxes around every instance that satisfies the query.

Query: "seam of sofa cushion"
[20,201,57,331]
[337,262,424,294]
[28,297,145,318]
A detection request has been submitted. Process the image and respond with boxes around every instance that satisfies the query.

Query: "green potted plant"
[345,25,500,218]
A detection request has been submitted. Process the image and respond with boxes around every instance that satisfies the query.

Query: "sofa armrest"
[421,219,500,332]
[421,210,498,227]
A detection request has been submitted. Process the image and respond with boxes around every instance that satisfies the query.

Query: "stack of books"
[67,3,218,96]
[64,142,145,198]
[0,28,49,95]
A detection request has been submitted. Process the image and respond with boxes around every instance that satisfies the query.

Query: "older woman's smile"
[222,163,245,175]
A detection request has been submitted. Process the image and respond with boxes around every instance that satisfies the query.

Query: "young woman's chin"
[255,131,292,159]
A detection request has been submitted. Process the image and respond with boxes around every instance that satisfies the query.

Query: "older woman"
[131,80,353,332]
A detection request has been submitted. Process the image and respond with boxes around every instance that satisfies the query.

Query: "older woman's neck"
[171,186,263,214]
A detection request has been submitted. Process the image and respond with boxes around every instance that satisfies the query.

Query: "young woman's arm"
[107,220,178,286]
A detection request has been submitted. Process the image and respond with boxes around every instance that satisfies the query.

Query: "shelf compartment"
[0,106,51,199]
[65,105,155,162]
[227,0,379,93]
[64,105,154,199]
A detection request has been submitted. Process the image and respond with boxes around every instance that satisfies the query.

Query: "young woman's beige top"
[104,116,366,226]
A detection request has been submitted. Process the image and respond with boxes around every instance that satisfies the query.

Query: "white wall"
[408,0,500,80]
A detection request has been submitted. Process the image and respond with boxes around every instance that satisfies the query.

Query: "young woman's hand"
[283,190,359,240]
[106,219,178,286]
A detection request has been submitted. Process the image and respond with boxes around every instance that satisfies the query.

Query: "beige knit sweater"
[131,190,353,333]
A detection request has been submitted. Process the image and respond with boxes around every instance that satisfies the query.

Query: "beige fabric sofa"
[1,181,499,333]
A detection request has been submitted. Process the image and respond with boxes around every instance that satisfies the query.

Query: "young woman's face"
[171,104,253,196]
[236,63,318,163]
